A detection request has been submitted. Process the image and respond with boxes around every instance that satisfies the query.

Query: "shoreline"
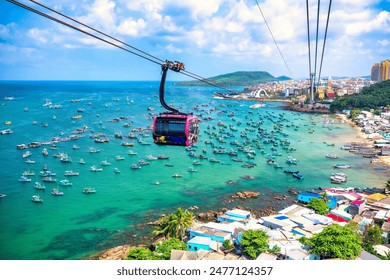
[334,113,390,168]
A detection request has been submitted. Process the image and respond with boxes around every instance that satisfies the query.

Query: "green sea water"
[0,81,388,260]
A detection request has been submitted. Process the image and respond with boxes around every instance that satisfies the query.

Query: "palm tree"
[152,208,195,240]
[386,180,390,192]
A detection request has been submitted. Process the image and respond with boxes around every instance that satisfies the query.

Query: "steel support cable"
[317,0,332,83]
[6,0,162,66]
[6,0,240,95]
[306,0,313,99]
[29,0,166,64]
[254,0,294,79]
[29,0,239,94]
[313,0,321,84]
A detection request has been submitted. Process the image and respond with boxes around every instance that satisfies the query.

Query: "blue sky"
[1,0,389,81]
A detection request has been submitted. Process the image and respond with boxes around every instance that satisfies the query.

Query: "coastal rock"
[98,245,131,260]
[231,191,260,199]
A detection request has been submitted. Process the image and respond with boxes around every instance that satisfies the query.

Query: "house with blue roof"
[297,192,337,209]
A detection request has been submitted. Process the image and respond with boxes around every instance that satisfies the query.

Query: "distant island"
[174,71,291,87]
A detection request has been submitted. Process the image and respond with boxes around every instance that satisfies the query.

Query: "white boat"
[22,170,35,176]
[19,175,32,182]
[172,173,182,178]
[0,128,13,135]
[64,170,79,176]
[90,165,103,172]
[31,195,43,203]
[188,167,197,172]
[127,150,137,155]
[334,164,351,169]
[79,158,86,164]
[59,179,73,186]
[101,160,111,166]
[114,168,121,174]
[115,155,125,161]
[42,148,48,156]
[250,103,265,109]
[51,188,63,196]
[326,154,338,159]
[130,164,141,169]
[34,182,46,190]
[83,187,96,194]
[146,155,157,161]
[60,156,72,163]
[22,151,32,158]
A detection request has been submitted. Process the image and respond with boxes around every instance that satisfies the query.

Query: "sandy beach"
[334,113,390,168]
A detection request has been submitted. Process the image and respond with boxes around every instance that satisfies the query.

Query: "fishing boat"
[22,151,32,158]
[188,167,197,172]
[60,156,72,163]
[130,164,141,169]
[101,160,111,166]
[0,128,14,135]
[157,154,170,160]
[292,171,304,180]
[34,182,46,190]
[90,165,103,172]
[330,175,347,184]
[285,156,298,165]
[43,176,57,183]
[326,154,338,159]
[59,179,73,186]
[64,170,79,176]
[51,188,63,196]
[138,160,149,166]
[19,175,32,182]
[146,155,157,161]
[39,170,56,177]
[31,195,43,203]
[334,164,351,169]
[121,142,134,147]
[83,187,96,194]
[22,170,35,176]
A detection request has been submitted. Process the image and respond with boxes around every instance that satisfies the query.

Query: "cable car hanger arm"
[159,60,186,115]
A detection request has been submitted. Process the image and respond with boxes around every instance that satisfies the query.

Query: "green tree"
[300,224,362,259]
[240,230,269,259]
[126,247,160,260]
[307,198,329,215]
[385,180,390,192]
[222,239,234,250]
[152,208,195,240]
[363,224,384,246]
[155,238,187,260]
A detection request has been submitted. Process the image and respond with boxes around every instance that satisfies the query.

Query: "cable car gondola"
[152,61,199,146]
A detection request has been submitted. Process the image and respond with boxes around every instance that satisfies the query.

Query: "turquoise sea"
[0,81,388,260]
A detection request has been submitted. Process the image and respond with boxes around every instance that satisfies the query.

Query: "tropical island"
[174,71,291,87]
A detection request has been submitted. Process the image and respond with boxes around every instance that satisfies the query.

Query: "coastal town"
[98,63,390,261]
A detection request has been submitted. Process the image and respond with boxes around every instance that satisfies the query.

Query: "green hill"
[174,71,291,87]
[330,79,390,112]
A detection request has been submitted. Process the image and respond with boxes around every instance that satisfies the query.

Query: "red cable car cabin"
[152,114,199,146]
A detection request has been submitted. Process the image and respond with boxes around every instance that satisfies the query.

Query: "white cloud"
[117,18,147,36]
